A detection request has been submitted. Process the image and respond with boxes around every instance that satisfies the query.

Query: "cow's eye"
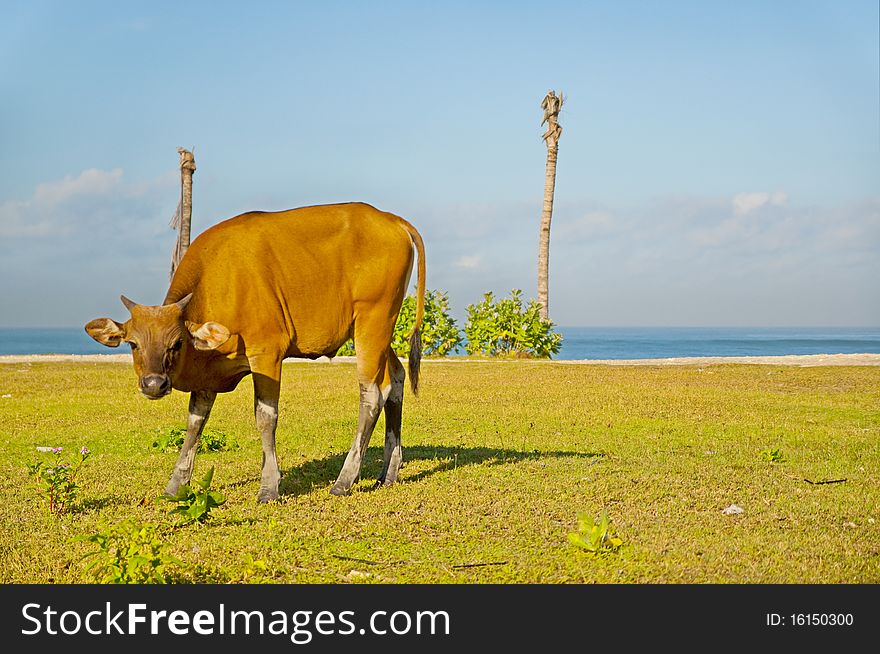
[169,339,183,352]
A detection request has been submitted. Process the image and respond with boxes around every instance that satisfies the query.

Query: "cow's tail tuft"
[404,220,426,396]
[408,326,422,396]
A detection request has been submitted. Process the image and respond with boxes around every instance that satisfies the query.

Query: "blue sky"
[1,1,877,327]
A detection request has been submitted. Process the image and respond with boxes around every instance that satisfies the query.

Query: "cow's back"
[165,202,416,358]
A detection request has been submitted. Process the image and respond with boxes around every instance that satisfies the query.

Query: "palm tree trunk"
[170,147,196,280]
[538,91,563,321]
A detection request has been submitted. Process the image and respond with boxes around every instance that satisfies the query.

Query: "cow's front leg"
[252,367,282,503]
[164,390,216,496]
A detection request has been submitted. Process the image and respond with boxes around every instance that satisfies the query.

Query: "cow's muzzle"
[140,374,171,399]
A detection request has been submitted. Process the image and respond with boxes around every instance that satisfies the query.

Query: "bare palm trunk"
[538,91,563,321]
[170,147,196,280]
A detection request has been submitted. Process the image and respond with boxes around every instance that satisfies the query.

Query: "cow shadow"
[71,494,128,514]
[277,445,603,498]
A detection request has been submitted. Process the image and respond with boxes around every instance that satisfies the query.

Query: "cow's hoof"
[329,484,350,497]
[257,488,279,504]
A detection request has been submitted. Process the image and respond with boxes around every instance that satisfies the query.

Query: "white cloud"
[1,174,877,327]
[33,168,123,207]
[557,211,615,241]
[0,204,53,238]
[551,194,879,326]
[454,254,482,269]
[0,168,127,238]
[0,168,182,324]
[0,168,173,240]
[732,190,788,215]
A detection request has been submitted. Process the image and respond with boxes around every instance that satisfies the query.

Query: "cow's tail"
[403,221,426,396]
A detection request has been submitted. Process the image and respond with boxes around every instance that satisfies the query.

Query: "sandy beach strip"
[555,353,880,366]
[1,353,878,367]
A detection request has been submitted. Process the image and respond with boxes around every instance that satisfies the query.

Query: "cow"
[85,202,426,502]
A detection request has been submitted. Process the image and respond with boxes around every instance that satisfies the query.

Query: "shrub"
[464,289,562,358]
[152,427,239,453]
[337,289,462,357]
[336,342,355,356]
[76,520,181,584]
[27,446,90,515]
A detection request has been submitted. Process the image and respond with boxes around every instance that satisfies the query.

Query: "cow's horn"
[174,293,193,312]
[120,295,138,312]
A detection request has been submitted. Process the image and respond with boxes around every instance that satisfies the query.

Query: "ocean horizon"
[1,326,879,360]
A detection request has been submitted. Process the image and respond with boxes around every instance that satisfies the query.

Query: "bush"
[76,520,181,584]
[337,289,462,357]
[152,427,238,453]
[27,446,90,515]
[464,289,562,358]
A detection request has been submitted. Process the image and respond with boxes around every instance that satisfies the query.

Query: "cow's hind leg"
[165,390,216,496]
[377,350,405,486]
[331,336,392,496]
[251,358,283,503]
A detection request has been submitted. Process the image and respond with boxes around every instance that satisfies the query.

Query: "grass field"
[1,359,878,583]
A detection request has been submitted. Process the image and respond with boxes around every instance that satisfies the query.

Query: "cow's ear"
[186,321,231,351]
[85,318,126,347]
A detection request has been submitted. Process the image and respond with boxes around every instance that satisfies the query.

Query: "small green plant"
[152,427,239,453]
[158,465,226,524]
[76,520,181,584]
[761,447,786,463]
[175,554,273,584]
[568,512,623,555]
[337,288,463,357]
[464,289,562,358]
[236,554,271,583]
[26,446,90,515]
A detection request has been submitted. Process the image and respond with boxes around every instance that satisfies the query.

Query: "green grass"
[1,359,878,583]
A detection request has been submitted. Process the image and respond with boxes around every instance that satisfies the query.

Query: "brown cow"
[85,202,425,501]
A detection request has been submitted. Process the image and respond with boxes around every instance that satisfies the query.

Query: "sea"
[1,327,878,360]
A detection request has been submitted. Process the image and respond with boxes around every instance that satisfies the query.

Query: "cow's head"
[84,294,230,399]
